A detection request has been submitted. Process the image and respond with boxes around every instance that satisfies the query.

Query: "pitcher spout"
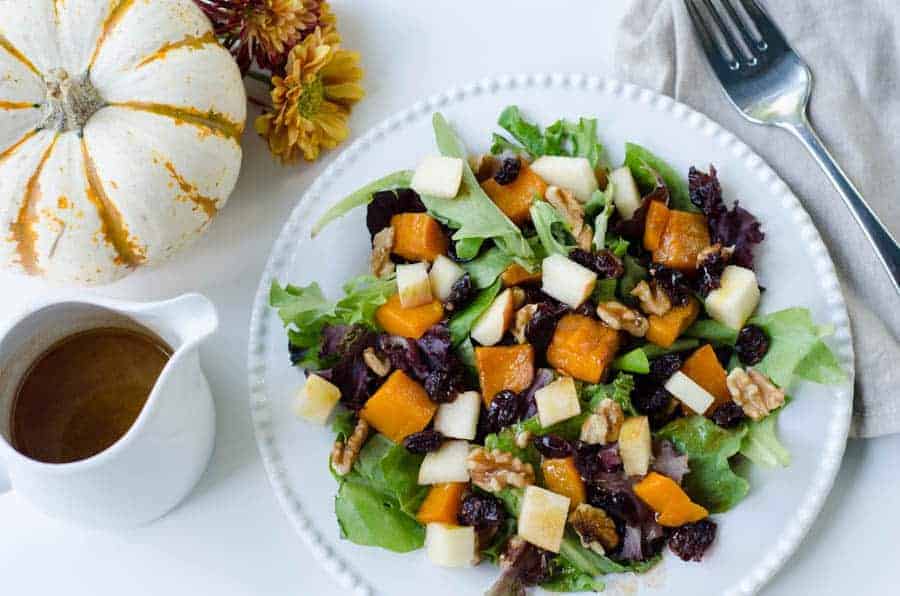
[127,293,219,350]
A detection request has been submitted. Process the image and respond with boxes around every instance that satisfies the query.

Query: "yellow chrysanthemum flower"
[245,0,316,57]
[255,27,364,163]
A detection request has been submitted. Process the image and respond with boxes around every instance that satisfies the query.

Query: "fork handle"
[782,117,900,294]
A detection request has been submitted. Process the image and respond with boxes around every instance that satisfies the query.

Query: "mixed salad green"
[271,107,845,594]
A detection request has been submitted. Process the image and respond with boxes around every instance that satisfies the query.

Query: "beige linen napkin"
[615,0,900,437]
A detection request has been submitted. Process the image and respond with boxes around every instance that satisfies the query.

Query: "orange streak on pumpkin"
[135,31,219,68]
[0,101,37,110]
[163,161,218,219]
[0,35,41,77]
[80,138,145,267]
[0,129,37,162]
[111,101,244,140]
[10,135,58,275]
[87,0,137,70]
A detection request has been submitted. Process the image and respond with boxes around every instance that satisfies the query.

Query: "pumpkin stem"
[41,69,106,132]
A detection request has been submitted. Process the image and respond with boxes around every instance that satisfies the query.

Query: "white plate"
[248,74,854,596]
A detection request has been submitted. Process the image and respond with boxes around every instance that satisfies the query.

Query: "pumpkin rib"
[0,101,37,110]
[111,101,244,141]
[0,34,41,78]
[162,160,218,218]
[134,31,219,69]
[0,129,38,162]
[80,137,146,268]
[10,134,59,275]
[87,0,138,71]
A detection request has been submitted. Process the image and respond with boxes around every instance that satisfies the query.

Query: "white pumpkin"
[0,0,246,284]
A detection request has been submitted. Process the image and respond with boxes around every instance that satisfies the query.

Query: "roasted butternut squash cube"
[680,344,731,410]
[475,344,535,405]
[375,293,444,339]
[653,210,711,272]
[481,163,547,225]
[361,370,437,443]
[391,212,449,262]
[546,314,620,383]
[501,263,542,287]
[643,200,670,252]
[646,298,700,348]
[634,471,708,527]
[541,457,585,511]
[417,482,467,525]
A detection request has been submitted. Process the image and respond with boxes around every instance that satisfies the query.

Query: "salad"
[270,107,845,594]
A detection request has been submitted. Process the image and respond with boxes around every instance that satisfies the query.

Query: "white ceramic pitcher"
[0,293,217,529]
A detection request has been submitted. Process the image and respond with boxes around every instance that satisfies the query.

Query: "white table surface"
[1,1,898,593]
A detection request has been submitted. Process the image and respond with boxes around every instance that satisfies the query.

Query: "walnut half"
[596,301,649,337]
[568,504,619,554]
[370,226,395,279]
[726,368,785,421]
[580,398,624,445]
[630,280,672,316]
[545,186,586,240]
[467,447,535,493]
[331,418,370,476]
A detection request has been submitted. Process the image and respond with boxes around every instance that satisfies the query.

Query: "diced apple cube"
[665,371,716,415]
[429,255,466,301]
[529,156,598,203]
[293,374,341,424]
[425,523,477,567]
[518,485,570,553]
[411,155,464,199]
[470,288,515,346]
[418,440,471,485]
[534,376,581,428]
[618,416,652,477]
[541,254,597,308]
[433,391,481,440]
[397,262,433,308]
[608,166,641,220]
[704,265,761,330]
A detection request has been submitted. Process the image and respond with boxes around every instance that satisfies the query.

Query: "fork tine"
[720,0,760,54]
[737,0,789,51]
[685,0,729,69]
[700,0,745,63]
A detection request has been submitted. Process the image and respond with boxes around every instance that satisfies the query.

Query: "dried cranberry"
[648,354,683,383]
[575,442,623,480]
[402,430,444,453]
[525,302,568,356]
[445,274,476,312]
[423,365,466,403]
[366,188,425,239]
[697,250,727,296]
[458,492,506,529]
[713,345,734,368]
[570,248,625,279]
[533,434,573,459]
[486,390,523,432]
[633,380,677,429]
[587,487,639,523]
[648,264,691,306]
[710,401,746,428]
[668,519,717,562]
[493,157,521,185]
[735,324,769,365]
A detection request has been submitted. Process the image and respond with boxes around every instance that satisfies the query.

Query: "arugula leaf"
[270,276,396,368]
[531,200,575,257]
[498,106,548,155]
[685,319,739,346]
[449,278,502,346]
[657,416,749,513]
[485,425,542,467]
[641,338,700,359]
[584,373,637,416]
[623,143,695,211]
[547,117,605,168]
[552,529,660,586]
[462,246,513,289]
[590,187,616,252]
[334,479,425,552]
[613,348,651,374]
[618,255,647,305]
[543,558,606,593]
[312,170,413,236]
[750,308,847,388]
[496,107,605,168]
[490,132,528,156]
[740,406,791,467]
[425,114,535,264]
[481,516,517,565]
[332,408,356,441]
[606,234,630,257]
[592,278,618,303]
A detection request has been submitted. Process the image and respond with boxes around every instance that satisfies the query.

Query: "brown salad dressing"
[10,327,171,464]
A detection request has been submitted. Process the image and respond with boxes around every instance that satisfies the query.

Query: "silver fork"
[686,0,900,293]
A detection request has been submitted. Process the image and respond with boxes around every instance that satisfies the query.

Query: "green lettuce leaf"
[685,319,739,346]
[641,338,700,359]
[449,278,502,346]
[618,255,647,305]
[739,407,791,467]
[334,479,425,552]
[494,107,605,168]
[270,275,396,368]
[311,170,413,236]
[462,246,513,289]
[750,308,847,388]
[331,408,356,441]
[612,348,651,374]
[584,372,637,416]
[623,142,695,211]
[546,117,605,168]
[425,114,535,264]
[589,187,616,252]
[592,278,618,303]
[531,200,575,257]
[657,415,749,513]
